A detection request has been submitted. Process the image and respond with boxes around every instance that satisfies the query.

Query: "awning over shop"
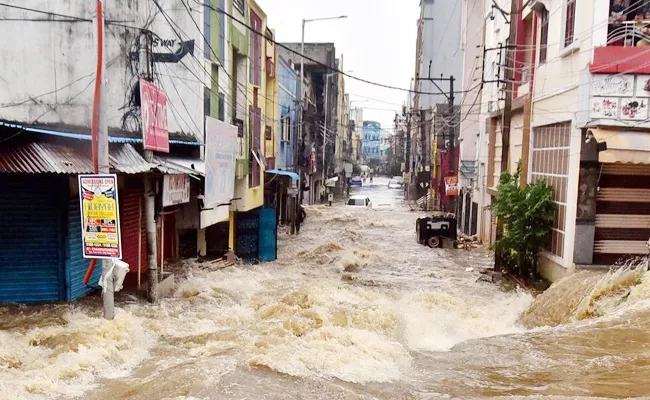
[0,140,153,174]
[155,155,204,178]
[590,128,650,164]
[265,169,299,180]
[0,120,201,146]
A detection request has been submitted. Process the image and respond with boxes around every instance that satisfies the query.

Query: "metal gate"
[258,207,277,262]
[235,209,260,262]
[120,177,146,289]
[0,175,65,303]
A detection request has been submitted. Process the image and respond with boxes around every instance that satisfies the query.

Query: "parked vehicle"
[346,195,372,207]
[416,215,458,248]
[350,176,363,187]
[388,176,403,189]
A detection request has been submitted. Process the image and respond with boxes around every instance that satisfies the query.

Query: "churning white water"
[1,177,650,400]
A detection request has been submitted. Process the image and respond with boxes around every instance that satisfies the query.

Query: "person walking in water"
[296,205,306,234]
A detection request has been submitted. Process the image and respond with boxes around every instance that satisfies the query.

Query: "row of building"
[405,0,650,281]
[0,0,362,303]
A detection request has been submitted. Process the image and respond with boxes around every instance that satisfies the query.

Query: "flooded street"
[2,177,650,400]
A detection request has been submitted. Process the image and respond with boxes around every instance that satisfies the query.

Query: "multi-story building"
[277,42,338,204]
[0,0,219,302]
[410,0,464,204]
[474,0,650,282]
[457,0,484,236]
[362,121,382,161]
[0,0,285,303]
[350,107,364,163]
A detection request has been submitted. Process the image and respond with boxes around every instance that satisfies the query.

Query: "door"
[0,175,65,303]
[235,209,260,262]
[258,207,277,262]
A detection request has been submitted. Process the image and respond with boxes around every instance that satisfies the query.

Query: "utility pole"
[416,69,457,212]
[92,0,114,320]
[495,0,518,272]
[139,32,159,302]
[323,74,329,182]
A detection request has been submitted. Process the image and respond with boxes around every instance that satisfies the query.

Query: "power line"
[200,1,482,97]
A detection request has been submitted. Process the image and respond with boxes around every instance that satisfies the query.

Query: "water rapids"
[1,177,650,400]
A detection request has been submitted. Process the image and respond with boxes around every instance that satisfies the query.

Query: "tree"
[489,162,556,280]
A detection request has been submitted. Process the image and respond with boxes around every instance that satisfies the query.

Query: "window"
[203,0,211,59]
[539,8,549,64]
[249,11,262,86]
[531,122,571,259]
[233,0,244,13]
[218,93,225,121]
[265,125,272,141]
[347,198,365,206]
[204,86,211,118]
[564,0,576,47]
[281,116,291,142]
[249,106,262,187]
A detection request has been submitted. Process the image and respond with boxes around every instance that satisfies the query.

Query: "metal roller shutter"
[120,177,146,288]
[594,164,650,265]
[0,175,65,303]
[65,198,102,300]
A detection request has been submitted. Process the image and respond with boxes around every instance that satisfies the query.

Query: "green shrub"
[489,162,556,279]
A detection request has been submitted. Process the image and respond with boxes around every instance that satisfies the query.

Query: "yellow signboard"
[78,174,122,259]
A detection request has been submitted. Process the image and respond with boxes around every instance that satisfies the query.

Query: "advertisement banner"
[140,80,169,153]
[78,174,122,259]
[162,174,190,207]
[445,176,459,196]
[202,117,237,228]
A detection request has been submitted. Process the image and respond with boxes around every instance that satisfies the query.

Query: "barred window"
[531,122,571,258]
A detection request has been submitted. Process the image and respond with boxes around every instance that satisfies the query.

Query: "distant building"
[362,121,381,160]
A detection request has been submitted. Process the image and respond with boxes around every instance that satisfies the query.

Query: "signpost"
[162,174,190,207]
[140,80,169,153]
[78,174,122,259]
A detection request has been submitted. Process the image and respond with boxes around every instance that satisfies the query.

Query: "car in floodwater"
[388,176,403,189]
[346,195,372,207]
[350,176,363,187]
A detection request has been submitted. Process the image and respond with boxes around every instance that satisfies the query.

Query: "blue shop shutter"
[0,175,64,303]
[66,199,100,300]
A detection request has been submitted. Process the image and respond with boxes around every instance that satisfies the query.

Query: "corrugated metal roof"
[0,120,201,146]
[0,141,153,174]
[155,156,205,176]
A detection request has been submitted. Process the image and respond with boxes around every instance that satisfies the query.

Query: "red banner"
[140,80,169,152]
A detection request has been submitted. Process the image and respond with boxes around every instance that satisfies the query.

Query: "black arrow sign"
[130,40,195,64]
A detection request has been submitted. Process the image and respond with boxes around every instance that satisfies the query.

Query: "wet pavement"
[1,177,650,400]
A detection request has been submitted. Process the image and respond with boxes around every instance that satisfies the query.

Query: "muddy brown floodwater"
[1,177,650,400]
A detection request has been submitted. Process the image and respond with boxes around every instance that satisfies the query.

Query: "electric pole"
[495,0,518,272]
[92,0,114,320]
[139,32,159,303]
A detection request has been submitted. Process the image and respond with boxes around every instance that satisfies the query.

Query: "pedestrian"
[296,205,306,234]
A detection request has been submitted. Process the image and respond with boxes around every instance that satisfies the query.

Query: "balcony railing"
[592,20,650,74]
[607,20,650,47]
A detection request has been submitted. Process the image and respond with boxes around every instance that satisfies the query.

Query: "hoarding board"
[202,117,238,228]
[140,80,169,152]
[78,174,122,259]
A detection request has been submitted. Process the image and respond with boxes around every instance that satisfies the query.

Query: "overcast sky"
[256,0,420,130]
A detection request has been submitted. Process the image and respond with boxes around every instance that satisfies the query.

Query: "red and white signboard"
[444,176,459,196]
[140,80,169,153]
